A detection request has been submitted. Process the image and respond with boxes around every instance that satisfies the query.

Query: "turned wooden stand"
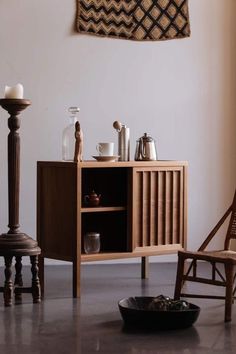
[0,99,41,306]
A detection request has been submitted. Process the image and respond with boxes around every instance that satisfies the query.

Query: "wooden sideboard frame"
[37,160,188,297]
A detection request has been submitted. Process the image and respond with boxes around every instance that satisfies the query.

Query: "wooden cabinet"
[37,161,187,297]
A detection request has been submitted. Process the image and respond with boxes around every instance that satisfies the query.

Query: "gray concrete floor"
[0,262,235,353]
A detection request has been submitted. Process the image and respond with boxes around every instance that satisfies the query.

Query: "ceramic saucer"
[92,155,119,162]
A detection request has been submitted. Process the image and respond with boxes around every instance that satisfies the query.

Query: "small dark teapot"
[84,190,101,207]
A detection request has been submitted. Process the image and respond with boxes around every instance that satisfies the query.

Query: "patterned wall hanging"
[77,0,190,41]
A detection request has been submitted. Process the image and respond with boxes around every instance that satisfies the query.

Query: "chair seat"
[179,249,236,264]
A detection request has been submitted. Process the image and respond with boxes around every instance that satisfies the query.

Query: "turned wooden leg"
[4,256,13,306]
[174,253,185,300]
[224,262,234,322]
[14,256,23,302]
[30,255,41,303]
[141,256,149,279]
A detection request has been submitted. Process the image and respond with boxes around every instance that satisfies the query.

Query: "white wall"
[0,0,236,264]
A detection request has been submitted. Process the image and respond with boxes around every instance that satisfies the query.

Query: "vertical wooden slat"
[148,171,151,246]
[167,171,172,245]
[142,171,145,247]
[171,171,175,244]
[162,171,165,245]
[170,171,173,244]
[131,168,136,250]
[154,171,158,245]
[157,171,164,245]
[172,171,180,244]
[149,172,152,246]
[147,171,151,246]
[164,171,167,245]
[134,170,143,248]
[143,171,149,246]
[150,172,156,246]
[183,165,188,250]
[156,171,159,246]
[139,172,143,247]
[170,172,173,244]
[142,171,151,247]
[179,168,184,247]
[177,170,181,244]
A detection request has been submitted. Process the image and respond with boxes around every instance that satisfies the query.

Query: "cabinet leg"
[141,256,149,279]
[38,255,44,297]
[73,260,81,298]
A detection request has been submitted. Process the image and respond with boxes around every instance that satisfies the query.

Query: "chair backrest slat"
[224,190,236,250]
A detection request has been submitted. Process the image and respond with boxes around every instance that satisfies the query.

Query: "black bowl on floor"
[118,297,200,330]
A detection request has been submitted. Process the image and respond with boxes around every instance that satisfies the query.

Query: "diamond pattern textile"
[77,0,190,41]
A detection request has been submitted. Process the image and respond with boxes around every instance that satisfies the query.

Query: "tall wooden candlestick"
[0,98,41,306]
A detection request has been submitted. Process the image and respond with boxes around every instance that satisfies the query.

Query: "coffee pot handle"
[140,138,146,158]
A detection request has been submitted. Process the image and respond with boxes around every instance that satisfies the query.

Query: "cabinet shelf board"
[81,206,126,213]
[81,252,133,261]
[81,247,184,262]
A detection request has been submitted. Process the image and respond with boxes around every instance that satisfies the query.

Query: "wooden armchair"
[174,190,236,322]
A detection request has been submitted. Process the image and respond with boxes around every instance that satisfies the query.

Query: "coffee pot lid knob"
[140,133,154,142]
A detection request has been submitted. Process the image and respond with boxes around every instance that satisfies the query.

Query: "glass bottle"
[62,106,80,161]
[84,232,101,254]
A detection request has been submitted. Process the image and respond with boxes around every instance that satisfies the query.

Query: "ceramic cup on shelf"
[96,142,114,156]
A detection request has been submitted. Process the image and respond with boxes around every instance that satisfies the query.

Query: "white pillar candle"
[4,83,24,99]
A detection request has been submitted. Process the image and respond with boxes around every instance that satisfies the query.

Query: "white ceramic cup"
[96,142,114,156]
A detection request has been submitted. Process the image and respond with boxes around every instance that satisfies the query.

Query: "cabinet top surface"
[37,160,188,168]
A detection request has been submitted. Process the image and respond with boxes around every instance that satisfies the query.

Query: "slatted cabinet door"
[131,166,187,253]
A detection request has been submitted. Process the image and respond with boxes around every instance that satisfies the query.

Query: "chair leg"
[3,256,13,306]
[174,254,185,300]
[224,263,234,322]
[14,256,23,303]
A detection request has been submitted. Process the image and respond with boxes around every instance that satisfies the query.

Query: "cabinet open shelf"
[82,210,128,253]
[82,167,128,207]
